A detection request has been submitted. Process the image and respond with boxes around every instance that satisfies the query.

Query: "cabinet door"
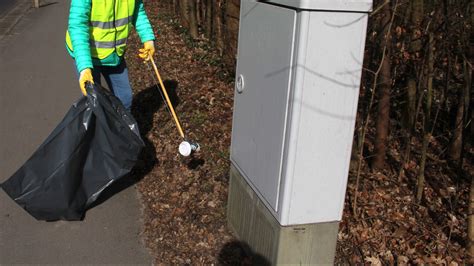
[231,1,296,211]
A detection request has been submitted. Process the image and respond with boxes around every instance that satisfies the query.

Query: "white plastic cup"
[179,141,200,157]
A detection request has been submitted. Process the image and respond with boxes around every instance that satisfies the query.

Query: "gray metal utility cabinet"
[227,0,372,264]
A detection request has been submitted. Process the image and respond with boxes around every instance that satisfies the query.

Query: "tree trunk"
[179,0,189,28]
[213,0,225,55]
[417,34,434,202]
[470,1,474,138]
[188,0,199,38]
[467,2,474,262]
[205,0,213,39]
[449,86,465,162]
[406,80,417,130]
[449,1,473,164]
[460,2,472,166]
[372,1,392,170]
[461,58,472,163]
[405,0,423,129]
[173,0,178,15]
[401,0,423,176]
[196,0,201,26]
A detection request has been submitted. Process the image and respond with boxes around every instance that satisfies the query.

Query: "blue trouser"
[90,60,133,111]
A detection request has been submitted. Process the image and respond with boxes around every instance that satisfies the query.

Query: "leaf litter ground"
[123,2,471,264]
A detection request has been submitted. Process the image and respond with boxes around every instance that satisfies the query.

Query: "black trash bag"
[1,84,144,221]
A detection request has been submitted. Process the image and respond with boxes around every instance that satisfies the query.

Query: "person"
[66,0,155,111]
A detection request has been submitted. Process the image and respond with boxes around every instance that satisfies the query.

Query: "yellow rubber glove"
[139,41,155,61]
[79,68,94,96]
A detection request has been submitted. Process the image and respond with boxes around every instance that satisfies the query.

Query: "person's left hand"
[139,41,155,61]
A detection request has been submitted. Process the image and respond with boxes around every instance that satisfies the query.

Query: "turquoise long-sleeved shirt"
[67,0,155,73]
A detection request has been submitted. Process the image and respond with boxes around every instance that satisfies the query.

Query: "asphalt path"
[0,1,152,264]
[0,0,16,17]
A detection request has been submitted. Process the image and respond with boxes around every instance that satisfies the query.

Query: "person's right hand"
[79,68,94,96]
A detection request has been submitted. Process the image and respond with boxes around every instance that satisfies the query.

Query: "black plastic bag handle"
[85,81,95,95]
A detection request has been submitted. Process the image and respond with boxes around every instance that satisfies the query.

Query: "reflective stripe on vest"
[66,0,136,60]
[90,15,134,30]
[91,37,127,48]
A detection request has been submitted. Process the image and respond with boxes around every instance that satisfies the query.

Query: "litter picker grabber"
[146,57,200,157]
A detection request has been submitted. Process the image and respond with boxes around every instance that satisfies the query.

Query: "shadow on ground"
[86,80,179,211]
[38,1,58,8]
[218,241,271,266]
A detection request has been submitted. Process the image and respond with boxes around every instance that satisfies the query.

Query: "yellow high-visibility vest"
[66,0,136,59]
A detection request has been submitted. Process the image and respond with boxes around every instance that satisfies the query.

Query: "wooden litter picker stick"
[149,57,185,139]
